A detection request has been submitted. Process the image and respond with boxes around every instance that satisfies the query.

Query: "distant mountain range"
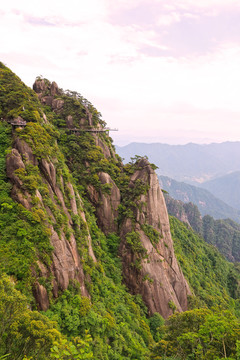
[116,141,240,184]
[164,194,240,263]
[159,175,240,223]
[200,171,240,210]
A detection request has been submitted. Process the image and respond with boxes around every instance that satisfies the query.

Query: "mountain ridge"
[116,141,240,184]
[159,175,240,223]
[200,170,240,210]
[1,62,240,359]
[164,194,240,263]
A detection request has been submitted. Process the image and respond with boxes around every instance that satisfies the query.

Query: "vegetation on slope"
[0,122,53,299]
[0,62,240,359]
[0,63,153,359]
[170,216,240,311]
[151,307,240,359]
[150,217,240,359]
[165,194,240,263]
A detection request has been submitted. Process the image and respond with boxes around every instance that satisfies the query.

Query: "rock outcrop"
[30,77,191,318]
[164,195,191,226]
[88,172,120,234]
[119,158,191,318]
[6,138,93,309]
[33,78,62,111]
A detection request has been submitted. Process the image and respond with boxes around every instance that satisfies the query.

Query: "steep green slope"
[164,194,240,263]
[150,217,240,359]
[1,62,240,360]
[0,62,153,359]
[0,67,56,298]
[203,216,240,263]
[170,216,240,310]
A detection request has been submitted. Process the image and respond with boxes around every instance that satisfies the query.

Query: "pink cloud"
[24,15,55,26]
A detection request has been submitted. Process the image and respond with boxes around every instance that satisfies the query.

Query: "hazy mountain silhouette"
[116,142,240,184]
[200,171,240,210]
[159,175,240,223]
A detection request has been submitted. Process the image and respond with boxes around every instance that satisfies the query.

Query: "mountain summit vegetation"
[0,62,240,359]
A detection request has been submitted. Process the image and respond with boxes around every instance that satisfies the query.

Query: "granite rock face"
[119,158,191,318]
[33,79,62,111]
[7,136,190,316]
[88,172,120,234]
[6,139,93,309]
[30,79,191,318]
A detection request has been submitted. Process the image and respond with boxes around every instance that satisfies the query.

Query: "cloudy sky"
[1,0,240,145]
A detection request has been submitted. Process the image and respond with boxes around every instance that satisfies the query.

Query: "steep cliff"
[31,78,191,318]
[0,68,191,318]
[5,121,95,310]
[164,194,203,234]
[119,158,191,317]
[1,62,240,360]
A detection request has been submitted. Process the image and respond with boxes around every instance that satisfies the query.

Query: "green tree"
[151,308,240,360]
[50,332,93,360]
[0,275,61,359]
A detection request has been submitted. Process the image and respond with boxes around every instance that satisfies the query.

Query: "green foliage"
[15,164,41,195]
[141,224,161,246]
[50,333,93,359]
[45,216,153,359]
[165,194,240,263]
[0,62,41,122]
[126,231,148,257]
[203,215,240,263]
[170,216,240,311]
[151,307,240,359]
[149,313,165,342]
[129,155,148,165]
[0,122,53,296]
[0,274,61,359]
[168,301,177,313]
[19,122,59,159]
[117,160,150,226]
[45,276,152,359]
[58,131,121,196]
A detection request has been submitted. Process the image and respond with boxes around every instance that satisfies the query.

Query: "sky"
[1,0,240,145]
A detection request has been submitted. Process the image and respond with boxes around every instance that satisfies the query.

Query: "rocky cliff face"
[32,78,120,233]
[164,194,203,234]
[119,158,191,318]
[88,172,120,234]
[6,136,93,310]
[164,196,191,226]
[2,71,191,318]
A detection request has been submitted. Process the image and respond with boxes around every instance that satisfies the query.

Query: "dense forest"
[0,63,240,359]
